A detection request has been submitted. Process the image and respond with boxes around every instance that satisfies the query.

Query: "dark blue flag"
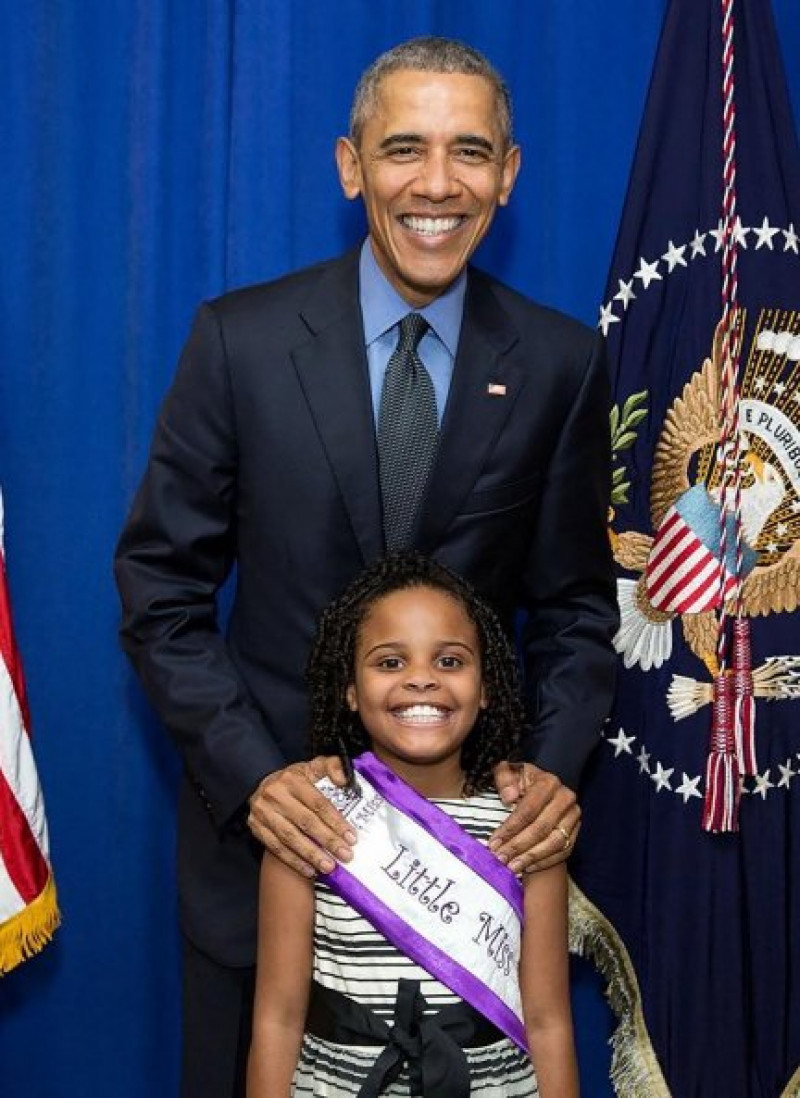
[570,1,800,1095]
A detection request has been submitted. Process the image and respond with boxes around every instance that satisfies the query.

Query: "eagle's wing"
[650,315,743,531]
[612,530,653,573]
[681,610,719,664]
[735,542,800,618]
[650,356,720,530]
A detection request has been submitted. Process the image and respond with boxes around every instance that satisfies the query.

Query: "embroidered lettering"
[380,848,461,923]
[472,912,514,975]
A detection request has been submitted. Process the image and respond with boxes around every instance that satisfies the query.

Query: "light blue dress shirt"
[359,240,466,426]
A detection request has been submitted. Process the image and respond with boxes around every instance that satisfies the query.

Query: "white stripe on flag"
[648,539,710,599]
[646,513,689,576]
[0,651,49,854]
[655,553,720,610]
[0,845,25,923]
[669,558,722,612]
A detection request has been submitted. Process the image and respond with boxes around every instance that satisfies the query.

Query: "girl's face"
[346,585,486,781]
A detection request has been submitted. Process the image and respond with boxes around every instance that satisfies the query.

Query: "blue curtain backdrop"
[0,2,797,1095]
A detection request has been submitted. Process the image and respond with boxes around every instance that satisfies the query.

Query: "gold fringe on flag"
[568,878,669,1097]
[0,874,60,975]
[782,1065,800,1098]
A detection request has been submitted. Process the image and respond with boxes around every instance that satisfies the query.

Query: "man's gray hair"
[350,36,513,149]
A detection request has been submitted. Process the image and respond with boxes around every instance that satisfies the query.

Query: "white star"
[754,376,767,392]
[777,759,797,788]
[784,223,799,253]
[752,769,774,799]
[637,746,651,774]
[634,256,662,289]
[662,240,688,271]
[607,727,636,756]
[710,220,727,252]
[614,278,636,311]
[792,390,800,403]
[767,542,778,554]
[651,762,674,792]
[690,230,707,258]
[753,215,780,250]
[675,773,703,802]
[776,522,788,536]
[598,303,620,337]
[773,381,786,396]
[792,500,800,513]
[733,218,750,248]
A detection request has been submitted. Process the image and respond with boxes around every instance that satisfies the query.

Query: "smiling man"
[115,36,618,1098]
[335,67,520,306]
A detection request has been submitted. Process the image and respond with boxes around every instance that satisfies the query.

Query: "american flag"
[0,490,59,974]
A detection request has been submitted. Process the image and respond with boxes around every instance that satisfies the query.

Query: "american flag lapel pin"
[486,382,507,396]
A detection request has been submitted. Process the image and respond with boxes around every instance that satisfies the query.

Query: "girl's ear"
[346,683,358,712]
[479,684,488,710]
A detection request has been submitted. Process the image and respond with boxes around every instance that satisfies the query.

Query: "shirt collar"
[359,238,466,357]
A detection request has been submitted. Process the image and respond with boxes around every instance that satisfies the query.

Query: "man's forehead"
[369,69,501,130]
[375,67,495,96]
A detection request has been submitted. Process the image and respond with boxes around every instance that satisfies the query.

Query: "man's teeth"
[395,705,449,722]
[402,216,462,235]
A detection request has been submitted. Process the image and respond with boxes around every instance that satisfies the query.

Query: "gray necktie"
[377,313,439,549]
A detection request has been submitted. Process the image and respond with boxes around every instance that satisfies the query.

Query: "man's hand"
[489,762,581,873]
[247,756,357,878]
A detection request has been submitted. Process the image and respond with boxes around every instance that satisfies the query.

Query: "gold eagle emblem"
[610,309,800,716]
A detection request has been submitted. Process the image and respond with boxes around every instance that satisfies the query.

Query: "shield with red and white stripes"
[645,484,755,614]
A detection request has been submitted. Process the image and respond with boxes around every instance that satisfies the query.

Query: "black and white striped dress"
[291,791,539,1097]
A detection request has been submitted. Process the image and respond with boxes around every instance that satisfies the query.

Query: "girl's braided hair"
[307,551,524,794]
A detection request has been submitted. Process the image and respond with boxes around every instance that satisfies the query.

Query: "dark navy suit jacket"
[114,246,618,966]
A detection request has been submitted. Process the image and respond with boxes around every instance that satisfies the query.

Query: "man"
[115,36,617,1097]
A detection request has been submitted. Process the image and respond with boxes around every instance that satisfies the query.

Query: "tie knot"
[397,312,429,354]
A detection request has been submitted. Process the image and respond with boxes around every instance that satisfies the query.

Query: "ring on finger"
[554,824,572,850]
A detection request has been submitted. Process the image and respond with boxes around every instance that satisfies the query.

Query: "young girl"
[248,553,578,1098]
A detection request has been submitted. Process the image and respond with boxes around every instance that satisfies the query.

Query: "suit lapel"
[416,271,524,551]
[291,250,384,565]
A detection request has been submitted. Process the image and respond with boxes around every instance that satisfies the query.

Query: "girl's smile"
[390,703,452,725]
[346,585,486,794]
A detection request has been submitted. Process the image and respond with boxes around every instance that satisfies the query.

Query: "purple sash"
[317,752,528,1052]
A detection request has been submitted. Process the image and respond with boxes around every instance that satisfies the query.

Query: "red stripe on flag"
[646,511,687,573]
[671,571,722,613]
[0,764,48,903]
[662,552,720,609]
[647,533,718,608]
[0,553,32,732]
[648,539,708,602]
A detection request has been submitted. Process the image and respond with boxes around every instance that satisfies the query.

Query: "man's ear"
[345,683,359,712]
[336,137,363,200]
[497,144,521,208]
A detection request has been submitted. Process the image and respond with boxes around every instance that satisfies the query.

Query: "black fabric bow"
[305,978,501,1097]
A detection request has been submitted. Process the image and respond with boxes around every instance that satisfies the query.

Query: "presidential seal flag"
[569,1,800,1095]
[0,490,59,973]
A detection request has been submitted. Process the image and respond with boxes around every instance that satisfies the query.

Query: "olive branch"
[610,390,648,505]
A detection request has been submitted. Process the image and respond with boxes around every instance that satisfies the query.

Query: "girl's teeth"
[395,705,448,722]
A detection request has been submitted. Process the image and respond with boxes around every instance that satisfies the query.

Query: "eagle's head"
[739,450,785,545]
